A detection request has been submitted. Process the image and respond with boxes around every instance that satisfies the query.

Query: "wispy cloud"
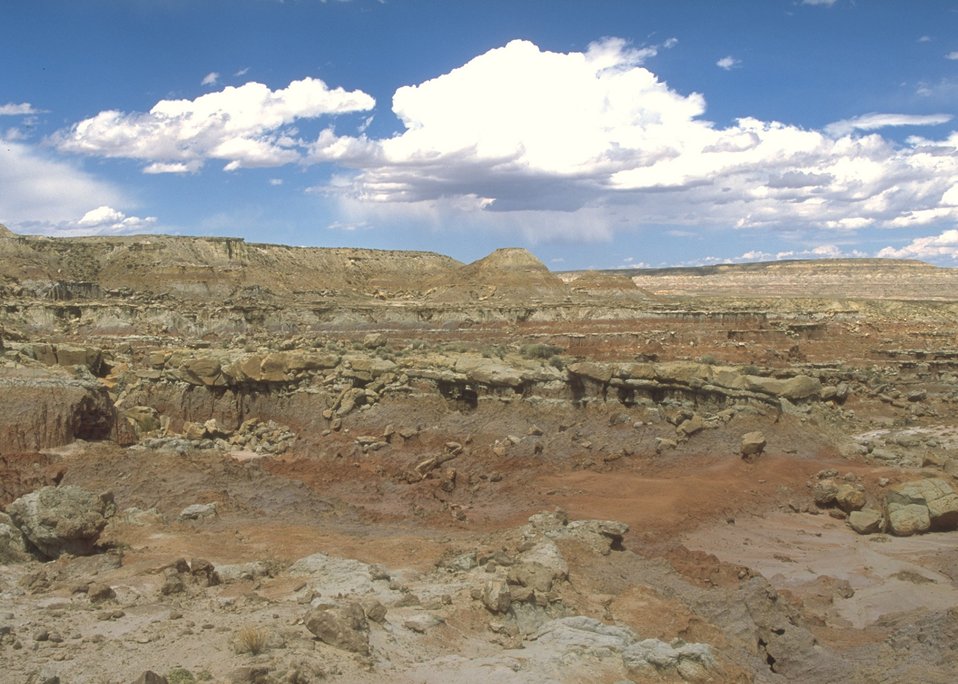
[0,140,130,227]
[824,112,952,136]
[0,102,44,116]
[946,51,958,60]
[201,71,220,86]
[716,56,740,70]
[737,244,861,262]
[326,220,370,231]
[801,0,838,6]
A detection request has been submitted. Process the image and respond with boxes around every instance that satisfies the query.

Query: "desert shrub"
[520,343,562,359]
[167,668,196,684]
[549,355,566,370]
[234,625,271,655]
[697,354,719,365]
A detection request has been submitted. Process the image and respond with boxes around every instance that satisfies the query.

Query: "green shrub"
[520,343,562,359]
[167,668,196,684]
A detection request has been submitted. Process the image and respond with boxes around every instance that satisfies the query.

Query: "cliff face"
[0,233,464,300]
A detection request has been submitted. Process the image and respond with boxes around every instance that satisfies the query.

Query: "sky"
[2,0,958,270]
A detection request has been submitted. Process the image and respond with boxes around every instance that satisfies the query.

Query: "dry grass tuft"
[234,625,271,655]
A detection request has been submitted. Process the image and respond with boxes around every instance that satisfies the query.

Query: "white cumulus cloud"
[878,229,958,260]
[334,38,708,213]
[77,205,156,231]
[313,39,958,243]
[55,77,375,172]
[45,38,958,247]
[15,205,157,237]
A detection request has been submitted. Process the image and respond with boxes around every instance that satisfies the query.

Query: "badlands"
[1,224,958,683]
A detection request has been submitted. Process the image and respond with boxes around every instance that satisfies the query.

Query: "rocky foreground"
[1,228,958,683]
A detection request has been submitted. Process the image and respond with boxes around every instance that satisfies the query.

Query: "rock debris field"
[1,226,958,683]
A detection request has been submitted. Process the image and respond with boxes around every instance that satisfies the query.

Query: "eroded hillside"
[2,229,958,683]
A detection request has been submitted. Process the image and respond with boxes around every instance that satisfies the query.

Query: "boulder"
[655,437,678,453]
[835,484,867,513]
[178,502,218,521]
[342,355,397,382]
[403,613,441,633]
[363,332,387,349]
[886,478,958,531]
[813,480,840,507]
[288,552,393,598]
[0,511,31,563]
[336,387,367,416]
[532,616,634,653]
[362,599,388,624]
[508,562,558,593]
[562,519,628,555]
[6,486,116,559]
[481,580,512,614]
[182,421,207,441]
[530,616,717,682]
[518,539,569,580]
[676,414,707,438]
[133,673,168,684]
[739,431,767,460]
[887,504,931,537]
[745,374,821,400]
[124,406,162,436]
[175,356,227,387]
[622,638,716,682]
[848,509,883,535]
[303,602,369,654]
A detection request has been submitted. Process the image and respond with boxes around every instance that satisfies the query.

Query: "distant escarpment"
[0,232,650,335]
[590,258,958,301]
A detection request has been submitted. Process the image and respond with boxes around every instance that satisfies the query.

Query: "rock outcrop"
[0,365,115,453]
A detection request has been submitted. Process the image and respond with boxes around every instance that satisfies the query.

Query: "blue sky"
[2,0,958,269]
